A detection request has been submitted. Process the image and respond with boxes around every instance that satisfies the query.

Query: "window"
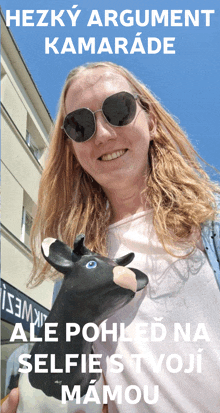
[26,130,39,160]
[21,207,33,248]
[21,192,36,248]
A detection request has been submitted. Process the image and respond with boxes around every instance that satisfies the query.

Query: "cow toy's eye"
[86,260,97,269]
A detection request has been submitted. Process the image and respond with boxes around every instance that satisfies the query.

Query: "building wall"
[0,14,58,400]
[1,25,54,310]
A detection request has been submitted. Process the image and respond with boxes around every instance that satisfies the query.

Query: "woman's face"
[64,67,153,193]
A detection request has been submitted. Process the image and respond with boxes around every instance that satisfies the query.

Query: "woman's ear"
[148,112,157,140]
[65,136,81,167]
[65,136,75,154]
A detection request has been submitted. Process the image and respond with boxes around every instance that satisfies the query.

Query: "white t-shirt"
[94,210,220,413]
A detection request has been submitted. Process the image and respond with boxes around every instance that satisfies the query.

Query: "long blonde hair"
[29,61,220,286]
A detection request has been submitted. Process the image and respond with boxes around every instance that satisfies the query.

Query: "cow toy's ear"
[41,238,76,274]
[73,234,92,256]
[114,252,135,266]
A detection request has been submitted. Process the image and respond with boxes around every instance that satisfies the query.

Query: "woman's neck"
[104,178,150,224]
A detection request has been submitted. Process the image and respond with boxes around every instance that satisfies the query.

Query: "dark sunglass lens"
[103,92,136,127]
[64,109,95,142]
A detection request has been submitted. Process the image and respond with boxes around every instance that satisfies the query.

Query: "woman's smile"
[98,149,128,161]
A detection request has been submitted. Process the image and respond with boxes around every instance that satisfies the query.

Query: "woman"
[2,62,220,412]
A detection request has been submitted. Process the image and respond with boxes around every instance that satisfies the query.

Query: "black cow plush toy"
[17,234,148,412]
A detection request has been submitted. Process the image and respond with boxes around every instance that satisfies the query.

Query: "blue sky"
[1,0,220,179]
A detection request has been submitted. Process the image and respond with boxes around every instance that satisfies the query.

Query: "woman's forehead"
[67,67,133,96]
[65,67,133,111]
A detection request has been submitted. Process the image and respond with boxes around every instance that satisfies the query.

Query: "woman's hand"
[1,386,108,412]
[1,388,19,413]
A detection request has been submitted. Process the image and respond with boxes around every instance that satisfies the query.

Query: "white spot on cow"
[113,266,137,292]
[42,238,57,257]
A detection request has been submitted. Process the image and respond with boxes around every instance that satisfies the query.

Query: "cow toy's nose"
[113,266,137,292]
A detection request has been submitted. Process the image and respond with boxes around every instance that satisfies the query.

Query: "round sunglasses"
[61,91,139,143]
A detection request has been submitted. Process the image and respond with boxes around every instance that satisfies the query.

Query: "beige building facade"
[1,12,55,399]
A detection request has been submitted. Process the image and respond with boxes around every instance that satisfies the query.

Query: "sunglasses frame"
[61,91,139,143]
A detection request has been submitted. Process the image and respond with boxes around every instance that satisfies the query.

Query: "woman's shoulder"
[201,193,220,289]
[201,193,220,246]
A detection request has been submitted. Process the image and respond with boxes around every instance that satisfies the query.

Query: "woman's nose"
[93,112,116,145]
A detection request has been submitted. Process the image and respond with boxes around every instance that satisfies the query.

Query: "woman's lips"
[99,149,127,161]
